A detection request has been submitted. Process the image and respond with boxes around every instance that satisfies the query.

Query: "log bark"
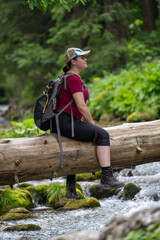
[0,120,160,186]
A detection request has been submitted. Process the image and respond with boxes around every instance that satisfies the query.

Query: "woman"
[45,48,124,199]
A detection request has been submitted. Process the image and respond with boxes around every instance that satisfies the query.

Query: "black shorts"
[41,112,110,146]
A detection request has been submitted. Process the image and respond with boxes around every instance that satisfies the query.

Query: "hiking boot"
[100,167,124,189]
[65,175,79,199]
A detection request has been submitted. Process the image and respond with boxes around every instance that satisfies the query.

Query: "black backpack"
[34,73,75,168]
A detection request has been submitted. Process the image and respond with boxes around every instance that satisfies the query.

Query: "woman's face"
[72,56,88,70]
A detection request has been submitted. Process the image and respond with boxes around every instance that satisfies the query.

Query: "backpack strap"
[54,73,85,168]
[55,114,64,168]
[55,98,74,168]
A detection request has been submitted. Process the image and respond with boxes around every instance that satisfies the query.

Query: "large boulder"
[99,207,160,240]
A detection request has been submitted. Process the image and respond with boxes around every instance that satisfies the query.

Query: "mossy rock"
[122,183,141,200]
[47,183,84,209]
[76,172,101,181]
[3,224,41,231]
[18,183,33,188]
[89,184,119,199]
[0,213,36,221]
[58,198,100,211]
[8,207,30,214]
[26,184,48,204]
[0,187,33,214]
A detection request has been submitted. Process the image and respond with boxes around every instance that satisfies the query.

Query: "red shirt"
[55,73,89,120]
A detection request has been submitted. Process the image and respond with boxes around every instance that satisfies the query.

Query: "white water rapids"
[0,162,160,240]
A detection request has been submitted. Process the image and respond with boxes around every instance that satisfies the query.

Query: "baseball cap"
[64,48,91,64]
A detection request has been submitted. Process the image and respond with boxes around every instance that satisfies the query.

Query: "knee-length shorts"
[41,112,110,146]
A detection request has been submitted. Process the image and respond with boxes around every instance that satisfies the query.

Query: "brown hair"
[63,56,77,72]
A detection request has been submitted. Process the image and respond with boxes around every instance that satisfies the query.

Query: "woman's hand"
[72,92,95,124]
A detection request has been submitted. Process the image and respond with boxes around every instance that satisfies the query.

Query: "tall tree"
[141,0,156,32]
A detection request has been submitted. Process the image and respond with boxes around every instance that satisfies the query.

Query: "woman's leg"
[57,113,124,192]
[65,175,79,199]
[97,146,110,167]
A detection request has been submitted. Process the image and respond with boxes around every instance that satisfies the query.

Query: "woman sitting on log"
[43,47,124,199]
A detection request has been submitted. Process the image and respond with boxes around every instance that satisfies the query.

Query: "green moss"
[47,183,85,209]
[58,198,100,210]
[89,184,119,199]
[26,184,48,204]
[0,187,33,214]
[3,224,41,231]
[0,213,35,221]
[76,172,101,181]
[76,182,83,193]
[9,207,30,214]
[122,183,141,200]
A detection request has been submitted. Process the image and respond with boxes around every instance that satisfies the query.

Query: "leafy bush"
[0,118,45,138]
[88,59,160,121]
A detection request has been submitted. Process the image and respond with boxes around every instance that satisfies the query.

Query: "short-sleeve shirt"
[55,73,89,120]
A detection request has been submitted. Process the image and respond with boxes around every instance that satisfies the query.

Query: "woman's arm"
[72,92,95,124]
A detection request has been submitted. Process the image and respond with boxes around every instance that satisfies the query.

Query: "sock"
[101,167,112,171]
[67,175,76,182]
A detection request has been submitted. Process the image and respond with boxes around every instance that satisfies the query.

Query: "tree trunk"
[141,0,156,32]
[0,120,160,186]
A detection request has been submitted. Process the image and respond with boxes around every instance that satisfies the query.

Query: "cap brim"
[76,50,91,57]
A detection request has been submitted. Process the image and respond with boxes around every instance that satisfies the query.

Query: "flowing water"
[0,162,160,240]
[0,105,160,240]
[0,105,10,130]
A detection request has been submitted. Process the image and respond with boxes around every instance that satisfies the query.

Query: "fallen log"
[0,120,160,186]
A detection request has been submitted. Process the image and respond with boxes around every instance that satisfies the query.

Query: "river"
[0,162,160,240]
[0,104,10,131]
[0,105,160,240]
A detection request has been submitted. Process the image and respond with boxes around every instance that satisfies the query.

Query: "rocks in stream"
[122,183,141,200]
[0,207,35,221]
[51,207,160,240]
[0,209,36,221]
[0,187,33,214]
[57,198,100,211]
[89,184,120,199]
[3,224,41,231]
[0,183,101,217]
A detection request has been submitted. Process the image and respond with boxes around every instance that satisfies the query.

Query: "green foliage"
[0,118,45,138]
[1,0,160,123]
[47,183,63,205]
[26,0,91,12]
[122,222,160,240]
[89,60,160,120]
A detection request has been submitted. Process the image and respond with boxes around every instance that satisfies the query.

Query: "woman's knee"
[96,128,110,146]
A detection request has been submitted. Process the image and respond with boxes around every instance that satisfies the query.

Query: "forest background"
[1,0,160,129]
